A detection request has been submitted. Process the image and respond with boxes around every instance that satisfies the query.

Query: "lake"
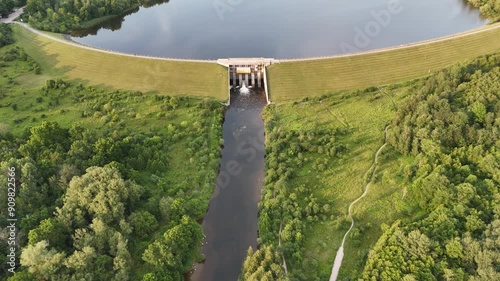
[71,0,487,60]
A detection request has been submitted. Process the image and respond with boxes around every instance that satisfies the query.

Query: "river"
[188,89,267,281]
[71,0,487,59]
[67,1,487,280]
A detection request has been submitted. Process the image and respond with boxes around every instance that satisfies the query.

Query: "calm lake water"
[71,0,487,59]
[188,89,267,281]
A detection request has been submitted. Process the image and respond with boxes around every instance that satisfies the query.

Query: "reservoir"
[71,0,487,59]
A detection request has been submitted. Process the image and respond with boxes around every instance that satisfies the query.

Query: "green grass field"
[266,83,423,279]
[267,23,500,101]
[12,25,228,99]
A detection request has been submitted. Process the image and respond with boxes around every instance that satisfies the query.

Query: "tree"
[142,216,202,277]
[20,241,66,280]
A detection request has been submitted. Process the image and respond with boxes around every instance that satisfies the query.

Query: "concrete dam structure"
[217,58,275,104]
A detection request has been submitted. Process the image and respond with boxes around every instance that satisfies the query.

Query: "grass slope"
[264,84,423,279]
[268,24,500,101]
[12,25,228,99]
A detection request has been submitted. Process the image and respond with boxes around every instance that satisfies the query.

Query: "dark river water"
[71,0,487,59]
[188,89,267,281]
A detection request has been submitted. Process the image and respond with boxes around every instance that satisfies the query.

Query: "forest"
[22,0,170,32]
[0,26,225,280]
[361,53,499,280]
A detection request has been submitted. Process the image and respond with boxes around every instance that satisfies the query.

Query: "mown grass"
[268,84,422,279]
[267,23,500,101]
[11,25,228,99]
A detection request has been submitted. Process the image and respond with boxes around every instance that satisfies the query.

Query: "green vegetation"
[468,0,500,22]
[0,24,15,47]
[241,245,288,281]
[0,33,225,280]
[11,25,228,99]
[267,23,500,101]
[247,52,500,280]
[361,53,499,280]
[255,80,416,280]
[0,0,25,18]
[24,0,170,32]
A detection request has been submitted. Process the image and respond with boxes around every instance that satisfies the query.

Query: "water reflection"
[70,0,488,59]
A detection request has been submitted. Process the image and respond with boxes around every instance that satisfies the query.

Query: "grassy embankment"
[267,23,500,101]
[11,25,228,99]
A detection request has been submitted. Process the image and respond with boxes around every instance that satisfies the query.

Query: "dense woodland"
[0,28,225,280]
[361,53,500,280]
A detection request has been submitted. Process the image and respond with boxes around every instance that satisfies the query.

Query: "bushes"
[0,24,14,47]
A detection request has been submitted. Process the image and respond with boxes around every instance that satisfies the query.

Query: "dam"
[217,58,275,104]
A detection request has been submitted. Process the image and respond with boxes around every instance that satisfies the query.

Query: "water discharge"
[239,81,250,95]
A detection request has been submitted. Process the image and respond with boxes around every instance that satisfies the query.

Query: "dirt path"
[329,126,389,281]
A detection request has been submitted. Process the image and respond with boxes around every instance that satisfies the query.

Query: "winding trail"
[328,126,389,281]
